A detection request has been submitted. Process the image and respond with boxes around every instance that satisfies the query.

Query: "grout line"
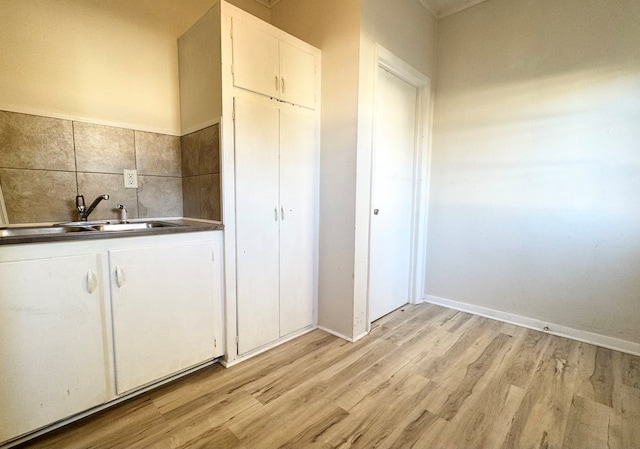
[72,121,79,195]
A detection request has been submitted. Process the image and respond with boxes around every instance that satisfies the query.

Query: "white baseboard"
[317,326,368,343]
[424,295,640,357]
[222,325,317,368]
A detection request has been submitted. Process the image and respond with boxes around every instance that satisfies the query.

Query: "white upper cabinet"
[231,17,279,99]
[231,16,317,109]
[279,41,317,110]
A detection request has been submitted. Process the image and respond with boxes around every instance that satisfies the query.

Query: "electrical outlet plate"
[124,169,138,188]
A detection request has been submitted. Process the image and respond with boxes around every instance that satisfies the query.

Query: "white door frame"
[354,45,431,333]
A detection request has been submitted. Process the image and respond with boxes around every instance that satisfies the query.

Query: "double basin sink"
[0,220,179,238]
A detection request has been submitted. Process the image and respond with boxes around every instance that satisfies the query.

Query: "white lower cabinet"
[0,231,224,446]
[0,254,108,443]
[110,241,221,394]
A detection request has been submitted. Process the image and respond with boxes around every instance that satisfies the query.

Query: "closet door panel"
[279,107,316,336]
[234,95,281,354]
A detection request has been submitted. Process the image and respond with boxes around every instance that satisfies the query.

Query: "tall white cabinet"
[178,1,320,362]
[234,96,316,355]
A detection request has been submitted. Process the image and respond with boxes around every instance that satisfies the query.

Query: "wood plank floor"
[20,303,640,449]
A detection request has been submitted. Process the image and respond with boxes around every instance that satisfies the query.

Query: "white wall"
[0,0,268,135]
[428,0,640,346]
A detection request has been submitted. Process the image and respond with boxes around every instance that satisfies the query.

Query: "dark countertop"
[0,219,223,246]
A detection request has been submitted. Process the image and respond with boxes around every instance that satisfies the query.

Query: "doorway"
[367,48,431,323]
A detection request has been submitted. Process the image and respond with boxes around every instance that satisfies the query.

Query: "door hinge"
[214,338,217,347]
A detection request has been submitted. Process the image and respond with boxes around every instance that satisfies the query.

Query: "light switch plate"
[124,169,138,188]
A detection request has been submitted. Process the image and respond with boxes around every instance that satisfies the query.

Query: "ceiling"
[416,0,490,18]
[254,0,490,19]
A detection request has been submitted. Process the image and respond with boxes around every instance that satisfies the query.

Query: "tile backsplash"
[0,110,221,224]
[181,125,221,221]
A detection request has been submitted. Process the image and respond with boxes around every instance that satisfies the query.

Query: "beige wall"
[0,0,268,136]
[428,0,640,345]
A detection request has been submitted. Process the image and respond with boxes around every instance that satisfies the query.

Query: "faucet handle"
[75,195,85,210]
[75,195,86,221]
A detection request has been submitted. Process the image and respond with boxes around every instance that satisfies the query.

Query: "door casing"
[354,45,432,333]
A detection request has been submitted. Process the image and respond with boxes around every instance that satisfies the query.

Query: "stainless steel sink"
[0,226,94,237]
[1,220,181,239]
[91,221,179,232]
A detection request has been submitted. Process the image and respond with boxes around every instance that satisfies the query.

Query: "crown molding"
[253,0,282,8]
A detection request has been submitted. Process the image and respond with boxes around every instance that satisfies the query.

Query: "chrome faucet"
[76,194,109,221]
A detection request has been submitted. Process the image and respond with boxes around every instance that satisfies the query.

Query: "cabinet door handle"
[115,265,125,288]
[281,206,285,220]
[275,75,279,92]
[274,208,278,221]
[281,77,285,93]
[86,270,97,294]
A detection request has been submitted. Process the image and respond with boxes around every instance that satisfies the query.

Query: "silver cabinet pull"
[115,266,125,288]
[275,75,279,92]
[281,206,285,220]
[281,77,285,93]
[86,270,97,294]
[373,209,379,215]
[274,208,278,221]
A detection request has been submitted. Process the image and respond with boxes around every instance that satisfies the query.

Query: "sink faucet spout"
[77,194,109,221]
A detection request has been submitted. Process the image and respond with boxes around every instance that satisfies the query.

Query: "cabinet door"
[234,95,281,354]
[231,17,279,99]
[279,41,317,110]
[279,107,317,336]
[0,255,108,443]
[110,242,218,394]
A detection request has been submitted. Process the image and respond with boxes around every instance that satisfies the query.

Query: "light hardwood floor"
[21,303,640,449]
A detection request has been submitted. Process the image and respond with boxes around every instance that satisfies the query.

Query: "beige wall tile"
[135,131,182,177]
[74,122,135,173]
[0,168,77,223]
[137,176,183,218]
[198,124,220,175]
[182,176,200,218]
[0,111,74,171]
[181,124,219,177]
[181,131,199,177]
[199,173,221,221]
[77,172,138,221]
